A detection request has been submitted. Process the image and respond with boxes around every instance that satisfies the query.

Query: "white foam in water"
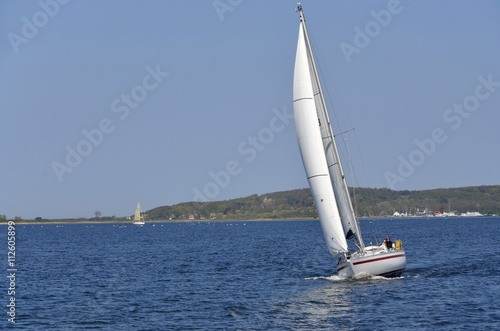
[306,273,405,282]
[305,274,347,282]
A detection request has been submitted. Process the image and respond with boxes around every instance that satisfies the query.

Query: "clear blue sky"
[1,1,499,219]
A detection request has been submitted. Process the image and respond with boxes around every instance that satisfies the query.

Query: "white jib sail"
[293,21,348,254]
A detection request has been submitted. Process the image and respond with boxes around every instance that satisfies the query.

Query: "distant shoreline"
[2,215,498,226]
[0,218,318,225]
[5,185,500,223]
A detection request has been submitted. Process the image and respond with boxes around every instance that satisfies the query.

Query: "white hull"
[133,221,145,226]
[338,246,406,278]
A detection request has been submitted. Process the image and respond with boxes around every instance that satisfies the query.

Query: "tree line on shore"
[147,185,500,220]
[4,185,499,222]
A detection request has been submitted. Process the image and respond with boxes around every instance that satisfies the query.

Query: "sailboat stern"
[337,248,407,278]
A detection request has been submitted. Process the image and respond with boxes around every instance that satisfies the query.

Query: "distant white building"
[461,211,483,217]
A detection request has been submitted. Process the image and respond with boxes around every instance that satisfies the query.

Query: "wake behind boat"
[292,4,406,278]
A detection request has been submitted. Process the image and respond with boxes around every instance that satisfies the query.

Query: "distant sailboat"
[133,202,145,225]
[293,4,406,278]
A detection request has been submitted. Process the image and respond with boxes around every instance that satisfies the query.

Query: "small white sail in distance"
[133,202,145,225]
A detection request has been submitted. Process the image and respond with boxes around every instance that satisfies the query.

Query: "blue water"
[2,218,499,330]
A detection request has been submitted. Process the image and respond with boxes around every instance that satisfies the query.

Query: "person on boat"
[384,235,393,250]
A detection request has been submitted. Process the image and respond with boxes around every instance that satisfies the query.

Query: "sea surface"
[2,217,499,330]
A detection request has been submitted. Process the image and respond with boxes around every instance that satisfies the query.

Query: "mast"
[297,4,365,249]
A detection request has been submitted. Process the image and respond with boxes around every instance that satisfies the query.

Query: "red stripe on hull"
[352,253,405,266]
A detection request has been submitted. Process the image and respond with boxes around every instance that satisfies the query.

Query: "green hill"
[147,185,500,220]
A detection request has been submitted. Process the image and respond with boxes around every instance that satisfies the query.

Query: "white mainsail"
[293,19,348,254]
[296,8,364,247]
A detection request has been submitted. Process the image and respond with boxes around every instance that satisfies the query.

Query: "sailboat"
[293,4,406,278]
[132,202,145,225]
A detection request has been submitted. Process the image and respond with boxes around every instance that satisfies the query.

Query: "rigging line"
[344,134,359,217]
[311,30,377,216]
[372,221,384,247]
[308,37,343,136]
[309,36,358,174]
[333,128,355,138]
[311,35,366,199]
